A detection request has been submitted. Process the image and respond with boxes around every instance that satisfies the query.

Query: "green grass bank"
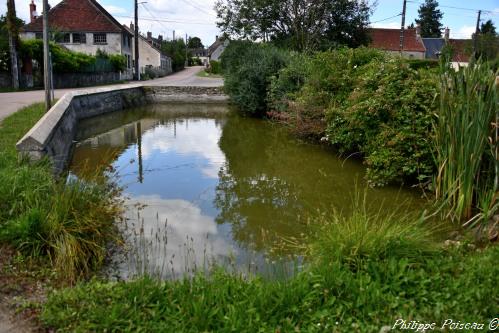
[0,103,121,282]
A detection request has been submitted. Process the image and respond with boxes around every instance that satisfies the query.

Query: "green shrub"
[208,60,221,74]
[326,59,438,186]
[221,41,290,116]
[268,48,386,138]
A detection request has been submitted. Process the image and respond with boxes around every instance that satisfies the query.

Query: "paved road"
[0,66,222,122]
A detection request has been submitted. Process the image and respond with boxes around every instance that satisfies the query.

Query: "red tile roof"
[448,39,471,62]
[22,0,127,33]
[369,28,426,52]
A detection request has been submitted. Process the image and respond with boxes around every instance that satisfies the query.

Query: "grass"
[40,207,499,332]
[433,61,498,224]
[0,103,122,282]
[196,69,223,78]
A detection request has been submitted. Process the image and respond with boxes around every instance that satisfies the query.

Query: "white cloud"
[140,118,226,179]
[452,25,475,39]
[121,195,235,278]
[103,4,127,15]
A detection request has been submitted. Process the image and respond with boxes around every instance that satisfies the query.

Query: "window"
[62,33,70,43]
[35,32,43,40]
[93,33,107,44]
[73,33,86,44]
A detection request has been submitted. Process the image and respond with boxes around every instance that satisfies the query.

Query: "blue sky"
[2,0,498,46]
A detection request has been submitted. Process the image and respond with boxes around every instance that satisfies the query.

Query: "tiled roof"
[22,0,128,34]
[448,39,471,62]
[369,28,426,52]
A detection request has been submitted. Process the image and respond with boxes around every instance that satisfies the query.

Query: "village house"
[20,0,172,78]
[21,0,133,76]
[208,36,229,62]
[422,28,470,68]
[369,27,426,59]
[125,24,172,76]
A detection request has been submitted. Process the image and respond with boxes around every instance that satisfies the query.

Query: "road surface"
[0,66,223,122]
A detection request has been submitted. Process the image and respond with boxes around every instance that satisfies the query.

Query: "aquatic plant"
[433,61,498,224]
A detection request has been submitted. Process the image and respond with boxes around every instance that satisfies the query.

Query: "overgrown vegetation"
[19,39,126,73]
[433,61,498,224]
[0,103,121,281]
[40,206,498,332]
[160,39,187,72]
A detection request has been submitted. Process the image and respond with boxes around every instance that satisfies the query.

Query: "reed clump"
[433,61,498,225]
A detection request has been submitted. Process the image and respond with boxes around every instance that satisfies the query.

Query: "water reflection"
[70,104,425,279]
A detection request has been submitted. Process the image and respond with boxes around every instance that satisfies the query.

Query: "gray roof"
[422,38,446,59]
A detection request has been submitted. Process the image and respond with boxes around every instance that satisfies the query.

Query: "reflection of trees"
[214,115,425,254]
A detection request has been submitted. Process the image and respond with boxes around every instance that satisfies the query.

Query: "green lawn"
[196,69,223,78]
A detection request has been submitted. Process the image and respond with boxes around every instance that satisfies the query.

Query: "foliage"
[0,14,24,72]
[481,19,497,35]
[41,210,499,332]
[208,59,221,74]
[188,56,202,66]
[415,0,443,38]
[326,59,438,186]
[433,61,498,223]
[215,0,373,51]
[161,39,186,72]
[0,103,121,281]
[270,47,386,139]
[18,40,125,73]
[187,36,204,49]
[221,41,289,116]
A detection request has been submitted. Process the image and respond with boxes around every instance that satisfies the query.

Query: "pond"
[69,103,426,279]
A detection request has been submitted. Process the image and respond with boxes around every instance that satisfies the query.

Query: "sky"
[1,0,498,47]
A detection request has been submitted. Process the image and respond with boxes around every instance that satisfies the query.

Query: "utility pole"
[6,0,19,90]
[185,33,188,67]
[473,10,481,56]
[42,0,51,111]
[399,0,407,54]
[134,0,140,81]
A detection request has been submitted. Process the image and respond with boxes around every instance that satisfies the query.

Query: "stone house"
[369,27,426,59]
[208,36,229,62]
[422,29,471,68]
[21,0,134,73]
[124,25,172,75]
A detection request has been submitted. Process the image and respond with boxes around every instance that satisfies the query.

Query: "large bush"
[326,59,438,186]
[221,41,289,116]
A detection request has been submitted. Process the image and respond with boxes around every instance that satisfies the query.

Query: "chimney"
[130,22,134,32]
[444,27,450,42]
[147,31,152,43]
[415,24,421,39]
[158,35,163,43]
[29,0,37,23]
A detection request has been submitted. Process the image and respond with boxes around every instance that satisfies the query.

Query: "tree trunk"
[7,0,19,89]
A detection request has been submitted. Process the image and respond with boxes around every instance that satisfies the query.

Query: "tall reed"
[433,61,498,224]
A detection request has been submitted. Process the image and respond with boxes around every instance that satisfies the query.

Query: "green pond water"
[69,103,427,279]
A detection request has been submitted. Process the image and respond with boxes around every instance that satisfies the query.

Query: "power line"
[406,0,492,14]
[370,13,402,24]
[114,15,214,25]
[177,0,216,17]
[140,3,174,34]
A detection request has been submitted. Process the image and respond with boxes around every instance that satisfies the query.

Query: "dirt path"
[0,304,35,333]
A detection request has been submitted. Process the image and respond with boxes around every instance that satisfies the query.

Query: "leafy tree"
[476,20,499,61]
[215,0,373,51]
[480,20,497,36]
[415,0,443,38]
[160,39,186,72]
[0,15,23,73]
[187,37,204,49]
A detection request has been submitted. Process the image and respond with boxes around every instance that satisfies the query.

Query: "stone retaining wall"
[16,85,229,172]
